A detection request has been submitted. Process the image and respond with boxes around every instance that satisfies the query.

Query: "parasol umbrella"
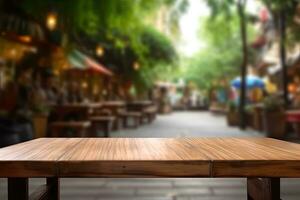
[231,75,265,89]
[67,50,113,76]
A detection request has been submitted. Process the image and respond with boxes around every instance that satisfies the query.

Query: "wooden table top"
[50,121,91,127]
[1,138,300,178]
[102,101,125,107]
[127,101,153,106]
[52,103,102,109]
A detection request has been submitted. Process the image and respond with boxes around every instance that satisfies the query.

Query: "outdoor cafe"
[2,1,300,200]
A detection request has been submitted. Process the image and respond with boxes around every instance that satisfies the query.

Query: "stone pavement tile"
[0,178,7,199]
[176,188,212,196]
[184,196,246,200]
[61,196,95,200]
[212,188,246,196]
[62,187,135,196]
[173,179,207,187]
[174,178,246,187]
[282,187,300,196]
[62,178,107,186]
[113,112,261,138]
[106,178,173,188]
[281,195,300,200]
[281,178,300,189]
[136,187,211,197]
[96,197,172,200]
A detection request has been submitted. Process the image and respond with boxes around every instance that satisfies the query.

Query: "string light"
[96,45,104,57]
[133,62,140,71]
[19,36,32,43]
[46,13,57,30]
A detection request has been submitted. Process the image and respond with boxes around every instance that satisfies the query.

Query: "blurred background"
[1,0,300,199]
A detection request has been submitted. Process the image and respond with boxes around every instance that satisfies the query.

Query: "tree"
[181,13,244,90]
[204,0,251,129]
[237,0,248,129]
[13,0,183,92]
[260,0,298,107]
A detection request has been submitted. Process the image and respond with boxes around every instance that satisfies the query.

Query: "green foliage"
[263,95,284,112]
[18,0,182,91]
[261,0,297,10]
[228,100,237,112]
[129,27,178,91]
[245,104,254,114]
[180,13,246,90]
[205,0,236,18]
[141,27,177,65]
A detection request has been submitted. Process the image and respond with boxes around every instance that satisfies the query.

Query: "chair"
[49,121,91,137]
[89,116,115,138]
[118,109,142,128]
[144,106,158,123]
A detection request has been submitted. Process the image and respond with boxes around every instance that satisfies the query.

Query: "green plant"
[245,104,255,114]
[263,96,284,112]
[32,104,50,115]
[227,101,237,112]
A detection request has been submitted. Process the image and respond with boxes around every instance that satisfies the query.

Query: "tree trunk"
[238,0,248,130]
[279,9,288,108]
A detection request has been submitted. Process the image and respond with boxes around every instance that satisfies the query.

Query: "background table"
[127,100,153,112]
[1,138,300,200]
[102,101,126,130]
[51,103,102,121]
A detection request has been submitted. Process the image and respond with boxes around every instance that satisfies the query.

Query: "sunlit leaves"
[181,13,245,89]
[17,0,186,92]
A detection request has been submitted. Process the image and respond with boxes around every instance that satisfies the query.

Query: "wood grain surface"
[0,138,81,177]
[1,138,300,177]
[58,138,210,177]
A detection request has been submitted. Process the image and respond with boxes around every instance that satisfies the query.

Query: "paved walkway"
[1,111,300,200]
[113,111,261,138]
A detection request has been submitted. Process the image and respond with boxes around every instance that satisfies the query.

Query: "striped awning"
[68,50,113,76]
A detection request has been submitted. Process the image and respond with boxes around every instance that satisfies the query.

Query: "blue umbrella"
[231,75,265,89]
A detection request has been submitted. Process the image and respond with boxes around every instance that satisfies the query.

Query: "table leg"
[91,123,98,137]
[123,117,128,128]
[104,122,109,138]
[134,117,140,128]
[79,127,86,138]
[8,178,29,200]
[47,177,60,200]
[247,178,280,200]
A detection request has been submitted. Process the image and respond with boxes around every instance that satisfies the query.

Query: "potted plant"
[262,96,286,139]
[160,96,172,114]
[32,104,50,138]
[245,105,255,128]
[252,104,264,131]
[226,101,239,126]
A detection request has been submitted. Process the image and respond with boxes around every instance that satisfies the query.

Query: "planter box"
[253,107,264,131]
[292,123,300,137]
[263,111,286,139]
[32,114,48,138]
[246,113,255,128]
[159,104,172,114]
[226,111,239,126]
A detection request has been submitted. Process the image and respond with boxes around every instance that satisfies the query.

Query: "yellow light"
[96,46,104,57]
[10,49,17,57]
[19,36,32,43]
[47,13,57,30]
[133,62,140,70]
[81,82,88,89]
[53,70,60,76]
